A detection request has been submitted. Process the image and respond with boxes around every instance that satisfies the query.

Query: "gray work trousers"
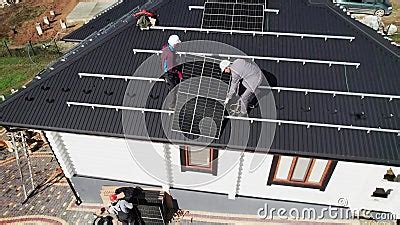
[238,88,255,114]
[165,71,180,108]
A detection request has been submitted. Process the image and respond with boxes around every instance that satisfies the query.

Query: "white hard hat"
[219,60,231,72]
[168,35,181,46]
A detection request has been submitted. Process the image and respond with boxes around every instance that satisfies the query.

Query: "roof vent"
[46,98,55,103]
[384,113,394,119]
[331,109,338,114]
[61,87,70,92]
[41,86,50,91]
[25,96,34,101]
[276,105,284,110]
[83,89,92,95]
[354,112,367,120]
[301,106,311,112]
[104,90,114,96]
[126,92,136,98]
[150,94,159,99]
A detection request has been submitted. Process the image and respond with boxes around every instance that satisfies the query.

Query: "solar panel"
[202,2,265,32]
[172,56,230,139]
[206,0,267,5]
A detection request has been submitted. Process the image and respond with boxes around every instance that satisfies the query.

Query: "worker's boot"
[238,109,248,117]
[229,103,241,116]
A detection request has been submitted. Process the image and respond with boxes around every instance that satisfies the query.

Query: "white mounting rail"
[78,72,164,82]
[66,102,400,135]
[264,9,279,14]
[132,48,360,68]
[188,5,280,14]
[188,5,205,10]
[67,102,174,114]
[150,25,355,41]
[260,86,400,101]
[225,116,400,135]
[77,73,400,101]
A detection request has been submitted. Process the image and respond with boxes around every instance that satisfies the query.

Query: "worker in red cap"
[161,34,183,110]
[134,9,156,29]
[108,194,134,224]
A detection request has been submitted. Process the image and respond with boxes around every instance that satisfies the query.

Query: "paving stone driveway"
[0,150,97,224]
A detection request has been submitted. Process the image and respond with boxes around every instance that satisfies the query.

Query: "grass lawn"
[0,52,58,96]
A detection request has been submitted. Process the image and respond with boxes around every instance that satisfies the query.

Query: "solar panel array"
[172,56,231,139]
[206,0,267,5]
[202,2,265,32]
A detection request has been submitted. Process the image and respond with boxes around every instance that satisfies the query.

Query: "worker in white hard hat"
[221,59,262,116]
[161,35,182,109]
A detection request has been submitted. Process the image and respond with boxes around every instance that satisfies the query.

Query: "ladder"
[9,131,35,202]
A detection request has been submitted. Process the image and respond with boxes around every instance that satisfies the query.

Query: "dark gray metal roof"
[1,0,400,166]
[62,0,147,42]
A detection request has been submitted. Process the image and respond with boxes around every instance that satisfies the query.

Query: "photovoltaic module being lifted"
[202,2,265,32]
[172,55,231,139]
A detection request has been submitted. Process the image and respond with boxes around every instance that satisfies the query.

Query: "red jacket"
[161,44,183,79]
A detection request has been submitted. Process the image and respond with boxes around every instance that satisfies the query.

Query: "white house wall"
[51,132,166,187]
[48,131,400,217]
[239,152,400,217]
[168,145,242,198]
[50,132,242,197]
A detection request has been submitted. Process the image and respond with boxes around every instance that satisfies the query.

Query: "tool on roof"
[133,9,157,30]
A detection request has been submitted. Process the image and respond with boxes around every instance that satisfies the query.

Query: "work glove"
[224,98,230,105]
[177,71,183,80]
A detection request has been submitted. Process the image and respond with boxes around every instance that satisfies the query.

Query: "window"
[267,155,337,191]
[180,146,218,175]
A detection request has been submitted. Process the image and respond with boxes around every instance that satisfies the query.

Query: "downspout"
[163,143,174,191]
[232,152,245,199]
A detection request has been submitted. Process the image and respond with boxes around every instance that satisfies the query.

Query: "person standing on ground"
[161,34,183,110]
[221,59,262,116]
[108,194,134,225]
